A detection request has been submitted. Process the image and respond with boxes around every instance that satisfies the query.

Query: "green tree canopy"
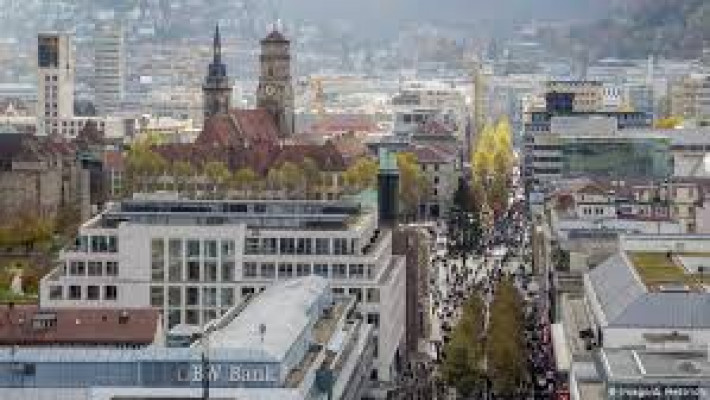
[487,277,528,395]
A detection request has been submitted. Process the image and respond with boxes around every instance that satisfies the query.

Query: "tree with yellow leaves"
[654,116,683,129]
[470,117,514,215]
[343,157,378,193]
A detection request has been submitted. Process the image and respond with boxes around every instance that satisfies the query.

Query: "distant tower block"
[37,32,75,136]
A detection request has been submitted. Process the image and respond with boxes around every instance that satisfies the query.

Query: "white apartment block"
[94,24,124,115]
[37,32,75,136]
[40,196,406,382]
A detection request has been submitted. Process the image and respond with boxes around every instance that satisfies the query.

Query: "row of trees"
[124,142,333,199]
[342,153,431,219]
[471,118,514,217]
[441,277,529,397]
[440,292,486,397]
[487,277,529,395]
[0,212,55,251]
[447,177,483,268]
[125,139,431,216]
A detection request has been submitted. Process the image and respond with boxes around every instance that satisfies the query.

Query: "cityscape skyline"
[0,1,708,399]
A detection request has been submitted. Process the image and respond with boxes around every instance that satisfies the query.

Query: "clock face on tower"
[265,84,277,96]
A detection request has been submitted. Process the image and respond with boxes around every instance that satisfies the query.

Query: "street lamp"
[201,326,210,400]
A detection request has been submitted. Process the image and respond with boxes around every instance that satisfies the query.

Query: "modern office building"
[39,196,406,381]
[37,32,75,136]
[523,115,665,193]
[565,234,710,400]
[94,24,124,115]
[0,277,376,400]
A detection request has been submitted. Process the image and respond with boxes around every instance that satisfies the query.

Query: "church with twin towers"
[202,24,295,139]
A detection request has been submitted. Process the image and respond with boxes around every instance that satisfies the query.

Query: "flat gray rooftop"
[602,348,710,385]
[92,198,367,230]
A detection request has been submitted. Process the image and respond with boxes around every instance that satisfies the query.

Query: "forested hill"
[539,0,710,60]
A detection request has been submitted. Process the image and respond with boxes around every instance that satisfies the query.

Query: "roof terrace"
[627,252,710,292]
[87,199,368,231]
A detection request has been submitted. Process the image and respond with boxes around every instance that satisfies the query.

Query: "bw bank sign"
[177,364,278,382]
[176,364,279,384]
[140,362,280,387]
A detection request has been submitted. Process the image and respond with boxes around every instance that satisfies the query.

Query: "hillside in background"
[539,0,710,60]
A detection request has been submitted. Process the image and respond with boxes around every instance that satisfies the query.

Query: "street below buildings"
[417,167,559,400]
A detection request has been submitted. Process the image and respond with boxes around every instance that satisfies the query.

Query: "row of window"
[74,235,118,253]
[155,285,380,328]
[48,285,117,301]
[152,239,235,260]
[581,207,607,216]
[244,237,355,256]
[152,259,236,283]
[242,262,376,281]
[65,261,119,277]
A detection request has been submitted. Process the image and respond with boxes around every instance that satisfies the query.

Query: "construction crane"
[310,76,325,118]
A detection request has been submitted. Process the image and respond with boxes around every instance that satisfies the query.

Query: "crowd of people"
[428,181,562,399]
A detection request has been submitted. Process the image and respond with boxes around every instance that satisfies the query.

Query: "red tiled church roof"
[197,109,280,147]
[272,141,347,172]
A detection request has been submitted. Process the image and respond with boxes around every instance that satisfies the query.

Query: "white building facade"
[40,197,406,382]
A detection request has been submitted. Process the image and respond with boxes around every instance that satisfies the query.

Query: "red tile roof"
[331,135,369,162]
[0,305,159,346]
[103,150,124,170]
[306,115,379,135]
[416,119,455,136]
[272,141,347,172]
[196,109,280,148]
[405,144,457,164]
[231,109,281,143]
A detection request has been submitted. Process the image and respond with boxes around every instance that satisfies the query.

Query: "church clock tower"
[257,28,294,138]
[203,25,231,121]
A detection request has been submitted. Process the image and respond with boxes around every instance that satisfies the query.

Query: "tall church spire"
[203,23,231,120]
[208,24,226,78]
[213,24,222,64]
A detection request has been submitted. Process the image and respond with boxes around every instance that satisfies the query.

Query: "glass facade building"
[561,137,672,179]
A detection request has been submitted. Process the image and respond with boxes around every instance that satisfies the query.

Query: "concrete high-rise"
[37,32,74,136]
[94,24,124,115]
